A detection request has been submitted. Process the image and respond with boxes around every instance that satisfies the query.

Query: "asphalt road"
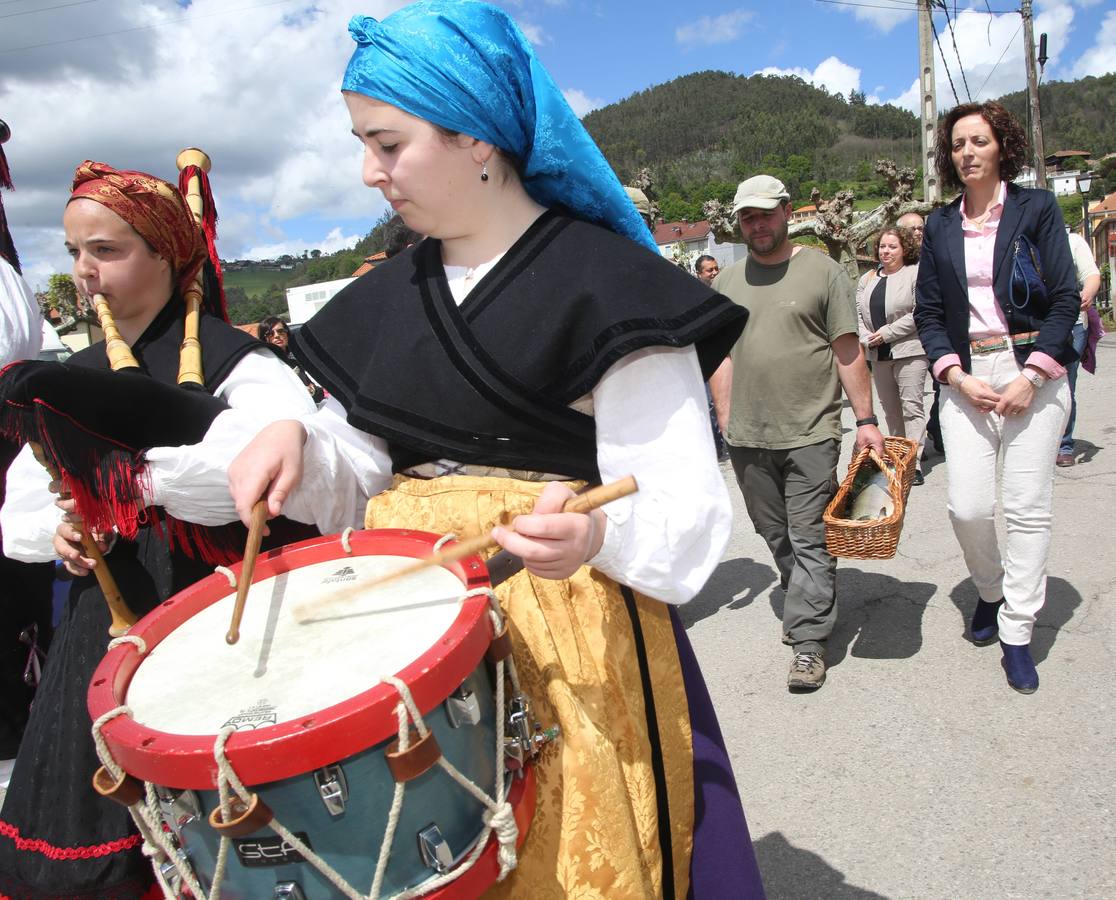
[687,334,1116,899]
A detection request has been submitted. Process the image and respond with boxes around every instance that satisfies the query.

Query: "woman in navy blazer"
[914,101,1078,694]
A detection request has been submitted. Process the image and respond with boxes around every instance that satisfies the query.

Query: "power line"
[0,0,95,16]
[975,21,1022,97]
[941,1,973,102]
[812,0,1014,12]
[0,0,298,53]
[813,0,921,11]
[930,9,961,105]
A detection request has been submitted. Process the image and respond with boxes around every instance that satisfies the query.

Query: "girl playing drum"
[150,2,765,895]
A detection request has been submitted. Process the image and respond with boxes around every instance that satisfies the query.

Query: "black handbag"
[1010,234,1049,315]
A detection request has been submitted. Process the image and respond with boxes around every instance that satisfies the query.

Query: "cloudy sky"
[2,0,1113,290]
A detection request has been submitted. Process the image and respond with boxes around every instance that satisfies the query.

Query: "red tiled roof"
[652,219,711,246]
[351,251,387,278]
[1090,191,1116,213]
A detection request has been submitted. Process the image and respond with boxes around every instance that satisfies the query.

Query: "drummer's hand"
[228,419,308,527]
[492,482,606,581]
[53,514,111,577]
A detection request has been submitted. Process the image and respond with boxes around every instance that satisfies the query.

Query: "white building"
[1014,166,1082,198]
[651,219,747,273]
[285,277,355,325]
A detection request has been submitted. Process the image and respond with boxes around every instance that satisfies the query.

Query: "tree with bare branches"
[704,159,938,279]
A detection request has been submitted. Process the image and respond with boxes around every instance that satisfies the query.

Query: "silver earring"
[480,161,489,182]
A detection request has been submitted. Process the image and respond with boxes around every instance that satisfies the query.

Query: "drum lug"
[505,693,560,772]
[418,823,454,874]
[313,764,349,817]
[154,785,202,839]
[158,859,183,895]
[445,685,481,728]
[274,881,307,900]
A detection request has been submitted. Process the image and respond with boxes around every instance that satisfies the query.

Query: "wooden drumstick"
[30,443,136,637]
[226,500,268,645]
[294,475,638,623]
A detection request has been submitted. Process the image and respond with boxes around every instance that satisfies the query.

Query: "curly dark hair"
[934,101,1029,193]
[875,227,919,266]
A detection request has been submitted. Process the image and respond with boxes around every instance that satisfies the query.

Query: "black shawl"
[294,211,747,480]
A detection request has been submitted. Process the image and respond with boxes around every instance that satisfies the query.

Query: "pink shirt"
[931,182,1064,382]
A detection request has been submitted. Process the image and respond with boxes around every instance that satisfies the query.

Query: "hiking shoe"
[787,650,826,691]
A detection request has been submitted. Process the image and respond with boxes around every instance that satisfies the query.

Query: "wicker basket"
[823,436,918,560]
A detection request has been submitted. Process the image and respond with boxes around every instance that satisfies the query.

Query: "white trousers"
[939,349,1070,645]
[873,355,929,467]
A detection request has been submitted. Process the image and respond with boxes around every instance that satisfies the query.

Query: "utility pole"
[1021,0,1047,188]
[917,0,940,202]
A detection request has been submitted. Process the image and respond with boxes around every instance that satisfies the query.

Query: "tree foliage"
[583,70,921,206]
[41,274,82,318]
[996,73,1116,157]
[224,283,291,325]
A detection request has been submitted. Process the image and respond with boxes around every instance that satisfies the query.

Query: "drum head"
[88,529,492,788]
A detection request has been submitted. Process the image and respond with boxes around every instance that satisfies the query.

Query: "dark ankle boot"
[1000,641,1038,694]
[969,598,1003,646]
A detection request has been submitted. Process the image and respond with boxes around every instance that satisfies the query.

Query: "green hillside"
[583,70,921,218]
[222,266,297,298]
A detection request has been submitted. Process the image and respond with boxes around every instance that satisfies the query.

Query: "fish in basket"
[823,437,917,560]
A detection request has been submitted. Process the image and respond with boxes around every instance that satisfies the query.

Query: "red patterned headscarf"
[70,161,206,294]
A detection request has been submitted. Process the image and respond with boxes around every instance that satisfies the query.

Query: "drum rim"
[87,528,493,789]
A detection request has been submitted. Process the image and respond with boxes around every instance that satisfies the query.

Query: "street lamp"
[1077,172,1093,240]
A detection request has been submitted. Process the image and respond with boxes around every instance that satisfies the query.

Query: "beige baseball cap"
[731,175,790,214]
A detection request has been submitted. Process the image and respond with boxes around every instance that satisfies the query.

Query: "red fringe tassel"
[177,165,228,323]
[0,145,12,191]
[0,145,21,273]
[0,394,243,567]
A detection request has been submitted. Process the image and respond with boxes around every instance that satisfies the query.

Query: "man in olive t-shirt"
[710,175,883,692]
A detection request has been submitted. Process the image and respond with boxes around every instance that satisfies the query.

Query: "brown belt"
[969,331,1040,354]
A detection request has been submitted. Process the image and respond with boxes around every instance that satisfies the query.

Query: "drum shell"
[177,661,500,898]
[87,528,522,898]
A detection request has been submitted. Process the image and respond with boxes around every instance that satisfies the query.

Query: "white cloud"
[886,77,921,115]
[876,5,1077,114]
[516,21,545,46]
[754,56,864,100]
[562,88,604,118]
[821,0,912,35]
[243,226,364,261]
[1072,9,1116,78]
[675,10,754,47]
[1,0,408,282]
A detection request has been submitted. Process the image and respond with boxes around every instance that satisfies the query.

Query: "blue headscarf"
[341,0,656,251]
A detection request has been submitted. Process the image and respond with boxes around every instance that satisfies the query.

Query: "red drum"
[88,529,535,899]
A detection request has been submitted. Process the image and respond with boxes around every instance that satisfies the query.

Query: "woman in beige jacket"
[857,226,928,483]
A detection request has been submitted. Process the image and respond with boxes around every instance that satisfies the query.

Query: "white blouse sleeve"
[1,445,61,562]
[0,258,42,367]
[281,396,395,533]
[586,345,731,605]
[143,349,319,525]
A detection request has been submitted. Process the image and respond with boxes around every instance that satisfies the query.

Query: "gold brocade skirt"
[365,475,695,899]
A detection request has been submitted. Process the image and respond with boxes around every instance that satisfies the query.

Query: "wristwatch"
[855,416,879,427]
[1021,369,1046,389]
